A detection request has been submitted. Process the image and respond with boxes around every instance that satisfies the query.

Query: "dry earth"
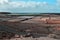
[0,37,59,40]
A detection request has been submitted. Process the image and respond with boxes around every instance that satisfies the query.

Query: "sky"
[0,0,60,13]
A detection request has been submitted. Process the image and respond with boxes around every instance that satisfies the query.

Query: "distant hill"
[0,12,11,14]
[41,13,60,15]
[0,12,60,16]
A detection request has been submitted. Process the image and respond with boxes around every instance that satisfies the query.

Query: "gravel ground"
[0,37,59,40]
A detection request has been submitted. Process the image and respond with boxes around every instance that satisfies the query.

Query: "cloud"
[0,0,59,13]
[57,0,60,2]
[56,0,60,5]
[0,0,48,8]
[0,0,9,4]
[9,1,48,8]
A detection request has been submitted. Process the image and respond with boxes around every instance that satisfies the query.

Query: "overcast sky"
[0,0,60,13]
